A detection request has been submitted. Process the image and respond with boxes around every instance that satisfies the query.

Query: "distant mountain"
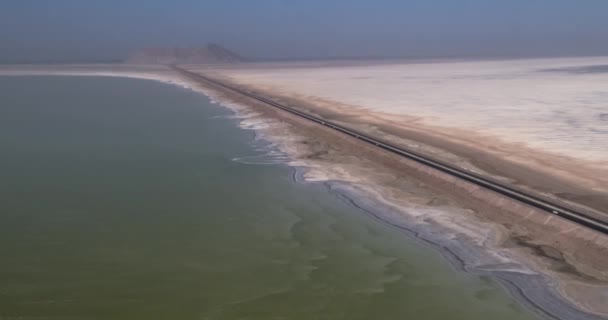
[126,44,244,64]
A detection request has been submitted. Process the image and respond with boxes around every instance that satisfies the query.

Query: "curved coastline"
[1,67,605,320]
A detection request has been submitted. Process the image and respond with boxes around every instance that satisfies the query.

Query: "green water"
[0,76,538,319]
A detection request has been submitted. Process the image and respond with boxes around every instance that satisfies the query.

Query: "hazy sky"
[1,0,607,62]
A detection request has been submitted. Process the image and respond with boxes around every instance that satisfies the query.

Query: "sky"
[1,0,607,62]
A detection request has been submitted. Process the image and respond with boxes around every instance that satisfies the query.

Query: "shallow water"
[0,76,538,319]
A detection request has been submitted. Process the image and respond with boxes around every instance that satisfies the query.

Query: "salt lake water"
[0,76,538,319]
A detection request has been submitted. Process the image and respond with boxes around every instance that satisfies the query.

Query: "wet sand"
[2,64,607,319]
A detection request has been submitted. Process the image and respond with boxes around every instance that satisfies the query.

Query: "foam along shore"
[2,64,607,319]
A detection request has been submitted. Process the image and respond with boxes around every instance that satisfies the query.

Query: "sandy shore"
[2,64,607,319]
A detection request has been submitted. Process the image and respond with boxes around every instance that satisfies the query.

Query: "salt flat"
[211,57,608,165]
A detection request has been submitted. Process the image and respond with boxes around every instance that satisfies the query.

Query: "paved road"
[173,65,608,236]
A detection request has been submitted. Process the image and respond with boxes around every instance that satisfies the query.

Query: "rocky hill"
[126,44,244,64]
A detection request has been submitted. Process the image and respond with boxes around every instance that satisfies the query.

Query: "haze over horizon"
[1,0,608,63]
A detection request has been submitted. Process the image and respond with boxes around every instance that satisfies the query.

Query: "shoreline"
[1,66,606,319]
[186,69,608,320]
[204,67,608,216]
